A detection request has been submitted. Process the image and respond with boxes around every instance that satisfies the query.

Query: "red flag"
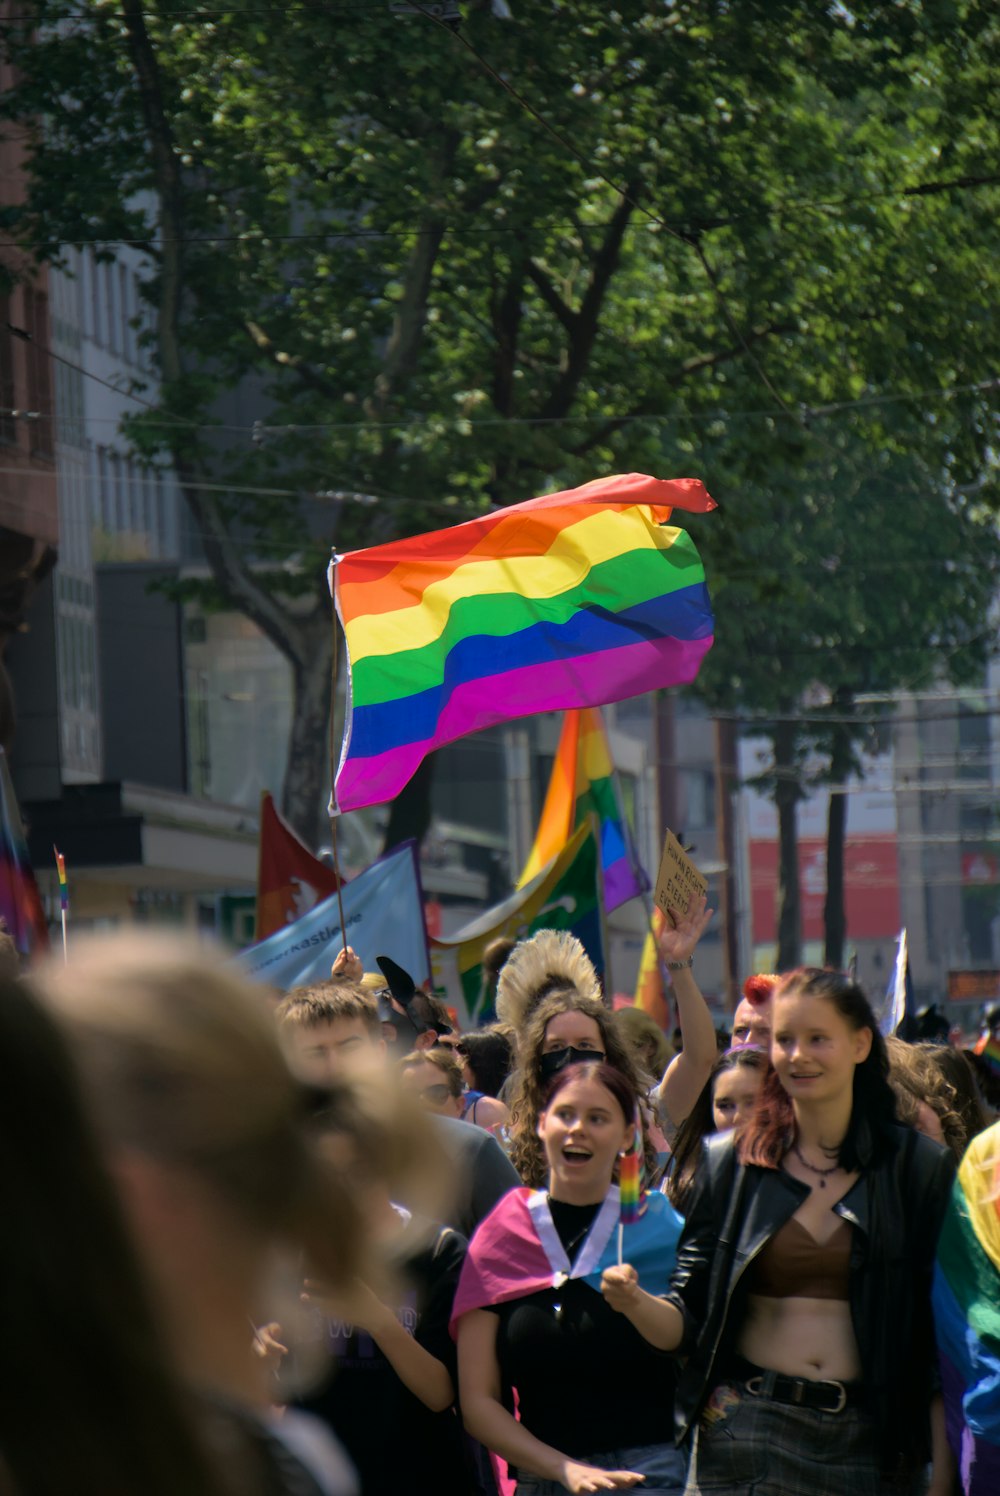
[256,792,341,940]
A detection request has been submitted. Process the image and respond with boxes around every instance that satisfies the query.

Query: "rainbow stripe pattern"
[933,1123,1000,1494]
[618,1106,644,1225]
[54,847,68,912]
[519,707,647,911]
[974,1036,1000,1082]
[332,473,715,813]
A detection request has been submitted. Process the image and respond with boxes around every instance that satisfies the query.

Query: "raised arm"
[656,893,716,1128]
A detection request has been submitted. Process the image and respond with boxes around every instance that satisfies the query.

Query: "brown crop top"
[748,1215,851,1300]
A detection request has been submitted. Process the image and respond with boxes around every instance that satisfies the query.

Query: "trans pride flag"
[331,474,714,813]
[519,707,647,911]
[933,1122,1000,1495]
[450,1184,683,1333]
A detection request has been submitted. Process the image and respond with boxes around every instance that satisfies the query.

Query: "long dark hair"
[508,991,658,1187]
[0,976,223,1496]
[739,967,897,1171]
[667,1047,768,1211]
[459,1027,514,1098]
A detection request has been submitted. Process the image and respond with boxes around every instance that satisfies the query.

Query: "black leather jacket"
[666,1124,956,1474]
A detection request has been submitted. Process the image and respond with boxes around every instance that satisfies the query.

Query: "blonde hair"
[495,929,601,1031]
[34,930,362,1286]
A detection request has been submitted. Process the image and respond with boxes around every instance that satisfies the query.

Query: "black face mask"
[539,1045,606,1082]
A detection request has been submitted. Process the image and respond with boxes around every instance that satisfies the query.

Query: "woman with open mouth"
[453,1061,687,1494]
[606,967,957,1495]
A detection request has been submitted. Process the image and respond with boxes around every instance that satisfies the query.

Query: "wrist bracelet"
[667,957,693,971]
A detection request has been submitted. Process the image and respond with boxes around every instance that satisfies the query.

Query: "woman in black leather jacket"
[600,968,956,1496]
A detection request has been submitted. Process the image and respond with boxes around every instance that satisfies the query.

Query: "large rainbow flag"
[518,707,647,911]
[331,473,714,814]
[933,1122,1000,1495]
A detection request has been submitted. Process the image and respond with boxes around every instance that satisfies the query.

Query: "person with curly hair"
[886,1035,970,1160]
[506,991,660,1188]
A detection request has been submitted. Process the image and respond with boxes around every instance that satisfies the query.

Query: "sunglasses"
[416,1083,454,1106]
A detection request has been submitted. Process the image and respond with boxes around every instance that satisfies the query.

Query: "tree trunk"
[773,718,802,970]
[282,621,333,846]
[823,692,854,969]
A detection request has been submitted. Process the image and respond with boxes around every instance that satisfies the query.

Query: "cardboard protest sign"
[654,830,707,927]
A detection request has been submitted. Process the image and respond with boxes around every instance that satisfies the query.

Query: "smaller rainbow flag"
[519,708,647,912]
[54,847,68,913]
[618,1105,644,1226]
[933,1124,1000,1494]
[332,473,714,813]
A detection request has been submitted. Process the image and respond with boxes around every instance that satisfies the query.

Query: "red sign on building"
[750,835,901,945]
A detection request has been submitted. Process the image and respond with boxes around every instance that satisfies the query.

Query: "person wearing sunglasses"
[401,1047,510,1133]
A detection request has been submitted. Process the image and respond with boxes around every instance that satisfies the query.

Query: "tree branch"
[524,259,578,335]
[366,129,460,423]
[569,321,798,456]
[539,189,638,421]
[244,319,340,400]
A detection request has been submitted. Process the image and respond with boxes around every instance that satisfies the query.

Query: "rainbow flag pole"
[54,847,68,962]
[617,1103,643,1266]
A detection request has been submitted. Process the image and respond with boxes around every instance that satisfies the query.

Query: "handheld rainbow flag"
[617,1104,644,1265]
[53,846,69,961]
[519,708,647,911]
[331,473,715,814]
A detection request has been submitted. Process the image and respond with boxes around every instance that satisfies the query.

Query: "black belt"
[730,1357,861,1415]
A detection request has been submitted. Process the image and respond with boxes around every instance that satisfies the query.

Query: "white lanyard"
[526,1186,621,1288]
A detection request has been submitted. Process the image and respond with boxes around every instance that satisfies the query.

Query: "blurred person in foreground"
[290,1069,475,1496]
[33,931,362,1496]
[277,979,519,1239]
[0,971,226,1496]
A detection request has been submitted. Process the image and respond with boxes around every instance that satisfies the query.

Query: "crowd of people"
[2,909,999,1496]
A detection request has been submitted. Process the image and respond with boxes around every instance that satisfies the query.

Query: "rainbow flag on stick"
[519,708,647,911]
[331,473,715,814]
[933,1124,1000,1493]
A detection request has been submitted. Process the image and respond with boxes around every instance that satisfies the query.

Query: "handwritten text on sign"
[654,830,707,927]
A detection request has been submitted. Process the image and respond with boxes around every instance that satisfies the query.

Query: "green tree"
[1,0,997,857]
